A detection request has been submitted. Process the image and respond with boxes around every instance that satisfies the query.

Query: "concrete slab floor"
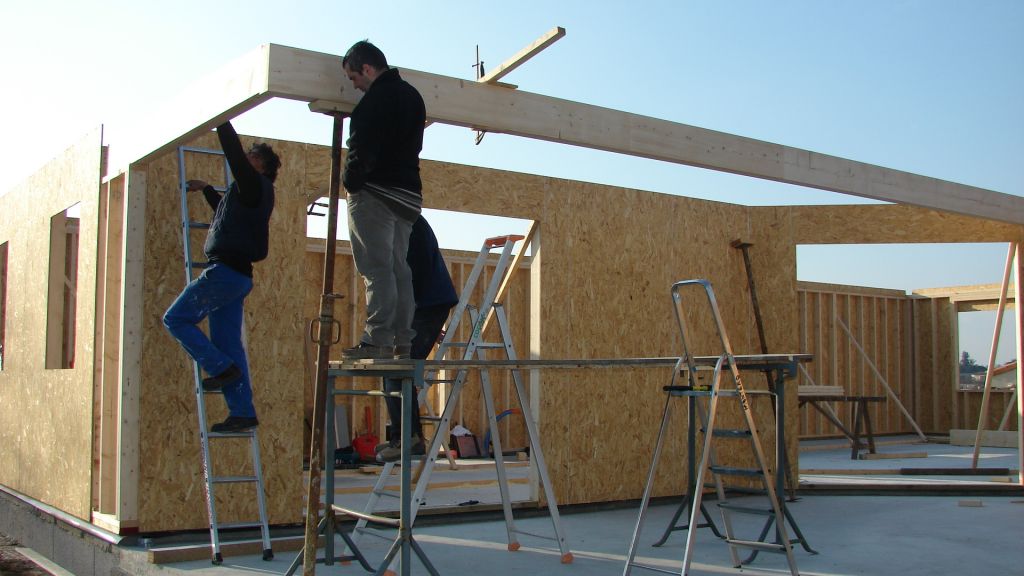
[10,438,1019,575]
[125,438,1023,575]
[133,493,1024,576]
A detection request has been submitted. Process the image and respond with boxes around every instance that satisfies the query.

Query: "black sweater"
[343,68,425,195]
[202,122,275,277]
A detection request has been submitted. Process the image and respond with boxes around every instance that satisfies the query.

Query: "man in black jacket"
[340,40,426,360]
[163,121,280,433]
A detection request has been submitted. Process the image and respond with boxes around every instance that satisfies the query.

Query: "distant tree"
[960,351,987,374]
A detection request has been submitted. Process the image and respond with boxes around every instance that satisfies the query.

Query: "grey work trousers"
[347,189,416,348]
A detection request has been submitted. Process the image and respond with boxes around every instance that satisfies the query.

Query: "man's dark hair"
[343,40,389,73]
[250,143,281,183]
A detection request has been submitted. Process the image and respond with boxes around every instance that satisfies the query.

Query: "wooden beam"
[128,43,1024,224]
[1015,242,1024,484]
[117,166,146,526]
[478,26,566,84]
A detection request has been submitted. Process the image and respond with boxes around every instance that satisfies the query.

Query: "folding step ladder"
[176,146,272,564]
[348,233,573,566]
[624,279,800,576]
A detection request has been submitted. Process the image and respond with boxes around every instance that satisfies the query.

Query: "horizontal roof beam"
[128,43,1024,225]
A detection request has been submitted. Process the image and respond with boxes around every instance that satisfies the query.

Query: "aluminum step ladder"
[623,279,800,576]
[348,233,573,566]
[176,146,273,564]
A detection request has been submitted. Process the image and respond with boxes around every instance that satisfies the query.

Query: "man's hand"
[186,179,209,192]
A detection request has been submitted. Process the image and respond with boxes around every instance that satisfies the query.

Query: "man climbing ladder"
[164,121,280,433]
[166,126,280,564]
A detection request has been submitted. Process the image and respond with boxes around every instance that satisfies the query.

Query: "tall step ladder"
[624,279,799,576]
[176,146,273,564]
[348,233,573,566]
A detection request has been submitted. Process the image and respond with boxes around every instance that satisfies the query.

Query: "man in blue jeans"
[340,40,426,360]
[163,121,281,433]
[377,216,458,462]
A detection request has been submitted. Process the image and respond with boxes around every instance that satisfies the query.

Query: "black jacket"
[343,67,426,194]
[408,216,458,310]
[202,122,275,277]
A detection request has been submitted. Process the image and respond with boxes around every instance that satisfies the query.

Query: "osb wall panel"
[135,143,545,531]
[534,181,783,505]
[790,205,1023,244]
[744,206,800,475]
[135,132,309,531]
[0,130,103,520]
[797,285,914,438]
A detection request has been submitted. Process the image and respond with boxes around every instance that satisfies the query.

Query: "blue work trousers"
[163,263,256,418]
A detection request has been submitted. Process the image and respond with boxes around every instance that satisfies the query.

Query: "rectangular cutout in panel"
[46,203,81,369]
[957,308,1016,392]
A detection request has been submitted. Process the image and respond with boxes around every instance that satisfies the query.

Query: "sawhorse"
[800,394,887,459]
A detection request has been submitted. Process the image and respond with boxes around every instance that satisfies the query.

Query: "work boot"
[378,435,426,463]
[211,416,259,433]
[393,344,412,359]
[202,364,243,392]
[341,341,392,360]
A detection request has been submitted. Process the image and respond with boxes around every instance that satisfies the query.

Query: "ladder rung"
[722,486,768,496]
[190,261,211,270]
[717,502,772,516]
[708,428,752,438]
[188,221,211,229]
[215,520,264,530]
[212,475,258,484]
[209,430,256,439]
[444,341,505,349]
[425,378,456,384]
[725,538,791,553]
[664,386,712,396]
[710,465,763,477]
[701,484,769,496]
[371,489,400,500]
[484,234,525,248]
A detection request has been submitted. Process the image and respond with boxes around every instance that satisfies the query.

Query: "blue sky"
[1,1,1021,361]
